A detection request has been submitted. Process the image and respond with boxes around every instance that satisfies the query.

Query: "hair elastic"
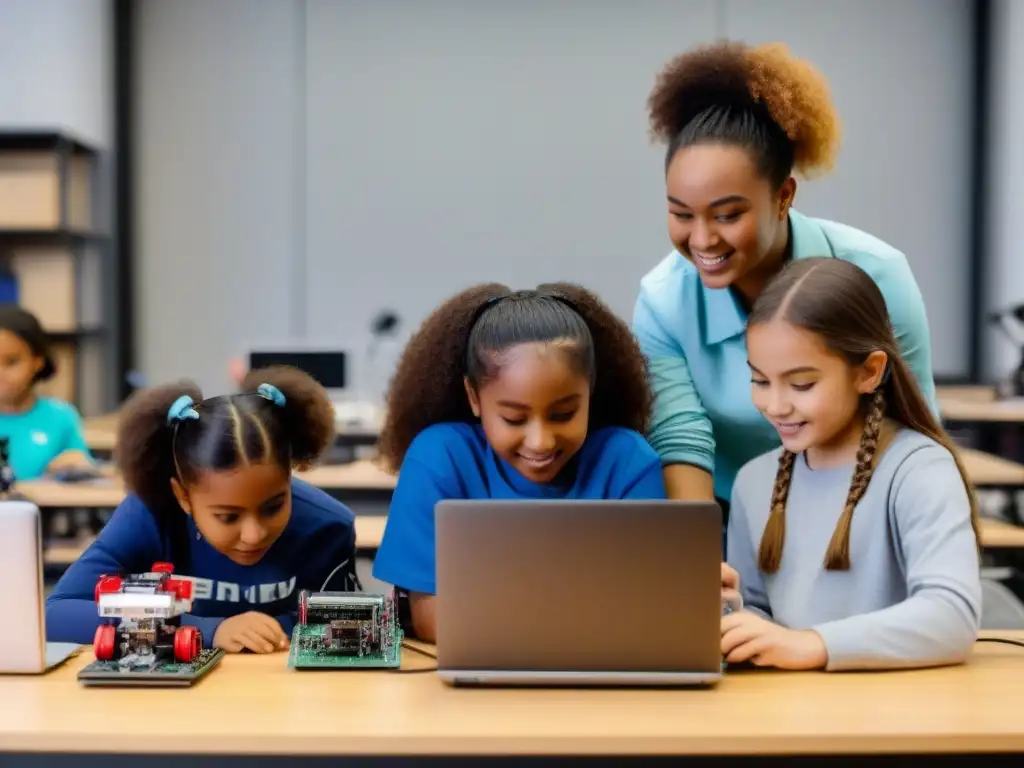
[256,383,286,407]
[167,395,199,424]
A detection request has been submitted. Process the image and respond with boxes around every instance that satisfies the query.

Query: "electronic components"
[288,589,402,669]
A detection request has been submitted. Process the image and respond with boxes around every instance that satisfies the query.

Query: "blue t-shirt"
[372,422,667,595]
[45,478,359,646]
[0,397,91,480]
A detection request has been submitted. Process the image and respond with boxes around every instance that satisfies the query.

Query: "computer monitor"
[246,349,347,393]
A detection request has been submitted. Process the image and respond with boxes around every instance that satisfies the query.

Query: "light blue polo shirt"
[632,208,938,502]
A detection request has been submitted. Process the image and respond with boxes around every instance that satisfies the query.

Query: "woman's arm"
[663,464,715,500]
[632,291,716,501]
[809,450,982,671]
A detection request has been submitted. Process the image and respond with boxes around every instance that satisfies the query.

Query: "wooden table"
[82,411,384,454]
[982,517,1024,548]
[937,384,999,403]
[81,413,118,453]
[961,446,1024,486]
[18,450,1024,567]
[942,397,1024,424]
[15,460,395,506]
[1,634,1023,762]
[16,462,393,565]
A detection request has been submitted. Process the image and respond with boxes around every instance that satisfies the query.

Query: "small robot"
[92,562,202,668]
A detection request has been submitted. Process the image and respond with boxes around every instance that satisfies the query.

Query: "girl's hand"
[46,450,93,472]
[721,562,742,608]
[213,612,290,653]
[721,610,827,670]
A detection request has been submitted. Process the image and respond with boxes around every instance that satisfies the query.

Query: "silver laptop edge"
[435,499,723,687]
[0,500,81,674]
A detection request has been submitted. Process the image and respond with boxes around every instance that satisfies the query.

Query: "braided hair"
[750,258,980,573]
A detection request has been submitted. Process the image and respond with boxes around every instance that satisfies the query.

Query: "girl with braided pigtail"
[722,257,982,672]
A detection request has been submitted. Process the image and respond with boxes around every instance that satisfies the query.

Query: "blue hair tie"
[167,395,199,424]
[257,383,286,407]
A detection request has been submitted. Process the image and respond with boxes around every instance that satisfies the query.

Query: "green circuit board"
[287,622,403,669]
[78,648,226,687]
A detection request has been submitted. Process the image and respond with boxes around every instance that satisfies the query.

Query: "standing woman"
[632,40,937,512]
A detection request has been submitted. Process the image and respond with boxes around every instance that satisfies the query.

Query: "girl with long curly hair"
[373,282,666,641]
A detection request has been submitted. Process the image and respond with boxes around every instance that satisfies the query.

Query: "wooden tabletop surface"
[939,389,1024,423]
[16,459,396,509]
[1,633,1023,756]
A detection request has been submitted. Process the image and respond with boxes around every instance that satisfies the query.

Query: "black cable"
[976,637,1024,649]
[396,640,438,673]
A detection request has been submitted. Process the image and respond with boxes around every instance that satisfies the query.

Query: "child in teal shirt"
[0,306,92,480]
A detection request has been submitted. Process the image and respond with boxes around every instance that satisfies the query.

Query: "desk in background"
[20,449,1024,570]
[17,461,395,568]
[81,413,118,456]
[82,411,382,462]
[938,386,1024,469]
[0,632,1022,764]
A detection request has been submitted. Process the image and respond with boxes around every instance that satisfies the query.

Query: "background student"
[723,258,981,671]
[372,282,666,641]
[0,305,93,480]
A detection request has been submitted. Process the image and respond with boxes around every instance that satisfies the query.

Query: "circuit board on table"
[287,590,402,669]
[77,648,226,687]
[288,623,403,668]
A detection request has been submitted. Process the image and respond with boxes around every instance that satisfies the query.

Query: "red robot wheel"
[298,590,308,625]
[151,562,174,574]
[93,624,117,661]
[173,625,200,663]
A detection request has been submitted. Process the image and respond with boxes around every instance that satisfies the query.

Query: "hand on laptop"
[721,562,742,609]
[720,610,828,670]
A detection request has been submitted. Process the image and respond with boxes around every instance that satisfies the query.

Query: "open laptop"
[434,499,723,687]
[0,500,81,673]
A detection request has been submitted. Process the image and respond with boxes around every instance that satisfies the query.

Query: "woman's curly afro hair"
[648,40,840,186]
[377,282,653,472]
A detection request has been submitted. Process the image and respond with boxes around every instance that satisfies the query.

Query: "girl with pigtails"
[372,282,667,642]
[723,257,981,672]
[45,366,360,654]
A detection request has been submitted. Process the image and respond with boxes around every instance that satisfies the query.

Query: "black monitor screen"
[248,351,347,389]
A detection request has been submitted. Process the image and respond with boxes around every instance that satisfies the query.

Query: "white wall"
[135,0,975,395]
[135,0,304,395]
[985,0,1024,383]
[0,0,113,149]
[723,0,973,377]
